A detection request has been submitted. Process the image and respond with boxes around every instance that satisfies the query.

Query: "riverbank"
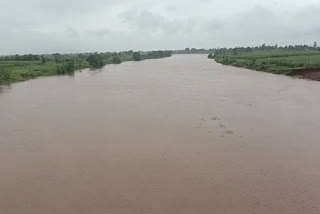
[0,51,172,85]
[213,50,320,80]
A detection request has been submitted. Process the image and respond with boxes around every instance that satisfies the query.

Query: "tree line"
[86,51,172,68]
[1,54,41,61]
[214,42,319,56]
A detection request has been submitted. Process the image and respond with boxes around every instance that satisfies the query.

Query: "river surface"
[1,55,320,214]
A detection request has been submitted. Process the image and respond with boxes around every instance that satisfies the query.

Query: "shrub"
[133,52,142,61]
[208,54,214,59]
[112,53,121,64]
[56,60,75,74]
[87,53,105,68]
[0,66,10,83]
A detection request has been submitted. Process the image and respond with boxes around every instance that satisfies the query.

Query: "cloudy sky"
[0,0,319,54]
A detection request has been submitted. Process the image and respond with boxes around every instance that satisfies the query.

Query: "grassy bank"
[213,49,320,80]
[0,51,172,85]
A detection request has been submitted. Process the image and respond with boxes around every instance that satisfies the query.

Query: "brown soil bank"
[289,68,320,81]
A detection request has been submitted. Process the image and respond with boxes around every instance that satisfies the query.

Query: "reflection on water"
[0,55,320,214]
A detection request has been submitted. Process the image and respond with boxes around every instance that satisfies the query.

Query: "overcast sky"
[0,0,319,54]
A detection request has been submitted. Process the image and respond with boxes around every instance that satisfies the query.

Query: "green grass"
[214,50,320,76]
[0,51,173,85]
[0,60,89,84]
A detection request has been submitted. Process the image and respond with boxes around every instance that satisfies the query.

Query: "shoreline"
[0,53,172,85]
[213,58,320,81]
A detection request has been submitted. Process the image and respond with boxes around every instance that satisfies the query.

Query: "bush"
[57,60,75,74]
[0,66,10,83]
[144,51,172,59]
[133,52,142,61]
[87,53,105,68]
[64,60,75,73]
[112,53,121,64]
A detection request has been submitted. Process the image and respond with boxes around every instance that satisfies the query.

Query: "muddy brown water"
[1,55,320,214]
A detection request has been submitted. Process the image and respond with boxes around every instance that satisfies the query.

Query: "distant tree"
[185,48,190,53]
[314,41,317,48]
[53,53,64,63]
[64,60,75,73]
[144,51,172,59]
[41,56,47,64]
[208,54,214,59]
[4,54,39,61]
[87,53,104,68]
[232,48,238,55]
[14,54,20,61]
[34,55,40,61]
[56,60,75,74]
[27,54,34,61]
[112,53,121,64]
[133,52,142,61]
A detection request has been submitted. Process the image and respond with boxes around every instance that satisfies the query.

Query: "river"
[0,55,320,214]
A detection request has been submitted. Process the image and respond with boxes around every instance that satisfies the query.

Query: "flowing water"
[1,55,320,214]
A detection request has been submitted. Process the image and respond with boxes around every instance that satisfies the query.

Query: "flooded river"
[1,55,320,214]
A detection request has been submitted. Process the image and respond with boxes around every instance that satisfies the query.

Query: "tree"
[144,51,172,59]
[53,53,63,63]
[41,56,47,64]
[208,54,214,59]
[133,52,142,61]
[87,53,104,68]
[57,60,75,74]
[112,53,121,64]
[64,60,75,73]
[0,66,10,83]
[314,41,317,49]
[232,48,238,55]
[14,54,20,61]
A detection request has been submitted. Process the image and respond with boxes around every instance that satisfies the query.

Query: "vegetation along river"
[1,55,320,214]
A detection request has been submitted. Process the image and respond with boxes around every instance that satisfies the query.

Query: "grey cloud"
[121,10,196,35]
[84,29,112,37]
[64,27,80,38]
[122,10,163,33]
[0,0,319,54]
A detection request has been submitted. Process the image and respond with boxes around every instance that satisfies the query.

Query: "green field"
[213,49,320,77]
[0,51,172,85]
[0,53,119,84]
[0,60,88,82]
